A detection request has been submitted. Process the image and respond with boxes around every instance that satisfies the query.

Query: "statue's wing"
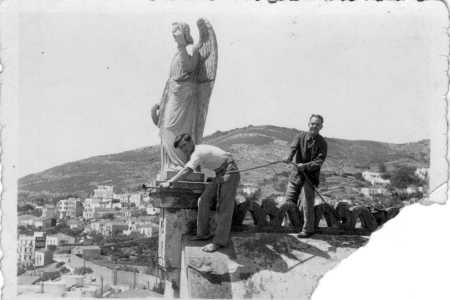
[194,18,218,141]
[195,18,218,82]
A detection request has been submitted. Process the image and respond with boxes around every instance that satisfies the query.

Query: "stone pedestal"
[159,207,197,298]
[151,177,206,298]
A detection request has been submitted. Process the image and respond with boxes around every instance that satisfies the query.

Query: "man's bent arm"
[168,167,193,184]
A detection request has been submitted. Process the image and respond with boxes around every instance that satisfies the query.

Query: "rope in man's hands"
[145,159,330,204]
[226,159,329,205]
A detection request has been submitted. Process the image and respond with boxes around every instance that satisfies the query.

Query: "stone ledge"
[181,232,368,299]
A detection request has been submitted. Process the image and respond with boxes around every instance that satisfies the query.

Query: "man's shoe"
[297,231,314,238]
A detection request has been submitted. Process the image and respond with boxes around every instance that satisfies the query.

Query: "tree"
[390,166,421,189]
[17,264,27,276]
[18,204,35,213]
[88,232,105,245]
[74,267,93,275]
[103,213,115,220]
[40,271,61,281]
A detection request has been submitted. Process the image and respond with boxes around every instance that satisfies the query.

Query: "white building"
[83,198,102,219]
[360,187,390,198]
[18,215,40,227]
[129,193,143,207]
[135,223,158,237]
[46,233,75,246]
[362,171,390,186]
[124,216,159,237]
[104,221,129,236]
[146,207,160,215]
[57,198,83,219]
[86,220,108,234]
[86,207,122,220]
[111,199,122,209]
[33,231,46,249]
[67,219,84,230]
[42,205,57,219]
[240,184,261,199]
[71,245,101,259]
[84,198,102,209]
[34,219,44,228]
[115,193,130,205]
[406,186,423,194]
[415,168,428,181]
[35,250,53,267]
[93,185,114,199]
[83,207,95,220]
[18,235,35,266]
[18,232,46,267]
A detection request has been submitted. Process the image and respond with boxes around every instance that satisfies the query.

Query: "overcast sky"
[18,0,448,176]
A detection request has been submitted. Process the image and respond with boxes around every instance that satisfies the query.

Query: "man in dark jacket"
[284,114,327,238]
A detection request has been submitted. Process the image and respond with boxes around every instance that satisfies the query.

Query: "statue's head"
[171,22,194,47]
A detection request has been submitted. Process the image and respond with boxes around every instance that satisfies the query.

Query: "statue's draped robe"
[158,48,201,174]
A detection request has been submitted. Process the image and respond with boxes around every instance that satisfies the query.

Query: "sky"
[17,0,448,177]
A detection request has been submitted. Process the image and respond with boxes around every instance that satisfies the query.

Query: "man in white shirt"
[160,133,240,252]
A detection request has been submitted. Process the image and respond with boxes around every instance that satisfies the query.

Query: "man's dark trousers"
[285,176,315,233]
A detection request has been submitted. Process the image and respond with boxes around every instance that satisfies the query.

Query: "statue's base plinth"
[149,180,206,298]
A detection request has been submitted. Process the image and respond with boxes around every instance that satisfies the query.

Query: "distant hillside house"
[93,185,114,199]
[67,219,84,230]
[104,221,129,236]
[84,207,122,220]
[115,193,130,204]
[71,245,101,259]
[124,216,159,237]
[129,193,144,207]
[34,231,47,249]
[42,205,57,219]
[18,232,46,267]
[240,183,261,199]
[18,235,35,267]
[415,168,428,181]
[18,214,40,227]
[362,171,390,186]
[111,198,122,209]
[135,223,158,237]
[46,233,76,246]
[85,219,108,234]
[406,186,424,194]
[57,198,83,219]
[42,217,57,228]
[34,249,53,267]
[84,198,102,209]
[360,187,390,197]
[146,207,160,216]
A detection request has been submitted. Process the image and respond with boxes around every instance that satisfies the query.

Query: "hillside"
[18,125,429,202]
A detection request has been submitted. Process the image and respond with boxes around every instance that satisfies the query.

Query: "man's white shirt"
[185,144,233,171]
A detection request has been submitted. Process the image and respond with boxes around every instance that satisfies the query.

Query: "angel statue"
[151,18,218,178]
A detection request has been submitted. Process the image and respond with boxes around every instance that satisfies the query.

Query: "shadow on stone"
[188,233,330,283]
[311,234,368,252]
